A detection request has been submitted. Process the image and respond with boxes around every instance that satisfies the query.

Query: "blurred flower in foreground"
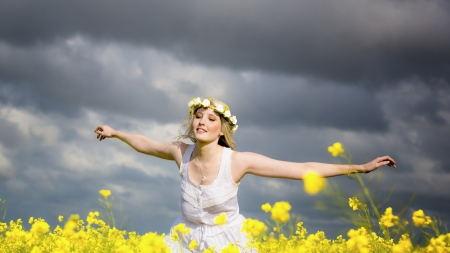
[221,243,240,253]
[139,232,170,252]
[270,201,291,223]
[392,234,413,253]
[99,189,111,199]
[173,223,191,235]
[328,142,344,157]
[214,213,227,225]
[412,209,432,227]
[379,207,399,227]
[242,218,267,238]
[30,218,50,234]
[347,227,369,253]
[189,239,199,250]
[63,214,80,236]
[304,171,326,195]
[261,203,271,213]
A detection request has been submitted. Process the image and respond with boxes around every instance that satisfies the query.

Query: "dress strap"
[179,144,195,176]
[220,147,237,185]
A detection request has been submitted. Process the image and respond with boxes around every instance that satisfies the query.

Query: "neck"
[195,141,221,160]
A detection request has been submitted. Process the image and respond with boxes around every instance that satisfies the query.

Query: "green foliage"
[97,191,130,230]
[320,144,448,246]
[0,198,6,221]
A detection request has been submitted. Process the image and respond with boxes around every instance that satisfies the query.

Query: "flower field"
[0,143,449,252]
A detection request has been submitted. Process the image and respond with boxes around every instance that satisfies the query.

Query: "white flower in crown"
[224,110,231,118]
[232,125,238,132]
[215,104,224,113]
[193,97,201,105]
[229,116,237,125]
[201,99,211,107]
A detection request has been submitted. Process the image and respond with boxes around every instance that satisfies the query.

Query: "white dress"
[165,144,252,252]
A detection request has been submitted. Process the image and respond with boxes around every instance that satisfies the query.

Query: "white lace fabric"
[165,144,253,252]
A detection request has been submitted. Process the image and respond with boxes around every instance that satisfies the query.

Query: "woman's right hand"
[94,125,115,141]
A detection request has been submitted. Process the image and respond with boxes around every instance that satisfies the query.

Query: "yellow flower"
[261,203,272,213]
[173,223,191,235]
[221,243,240,253]
[30,247,43,253]
[412,209,432,227]
[328,142,344,157]
[349,197,361,211]
[63,214,79,236]
[379,207,399,228]
[189,239,199,250]
[28,217,34,224]
[393,234,413,253]
[58,215,64,222]
[99,189,111,199]
[170,231,180,242]
[242,218,268,238]
[214,213,227,225]
[270,201,292,223]
[139,232,170,252]
[304,171,326,195]
[347,228,370,253]
[30,219,50,234]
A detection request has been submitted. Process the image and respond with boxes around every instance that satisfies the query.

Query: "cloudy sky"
[1,0,449,238]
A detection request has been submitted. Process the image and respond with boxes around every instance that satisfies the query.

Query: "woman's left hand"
[360,156,396,173]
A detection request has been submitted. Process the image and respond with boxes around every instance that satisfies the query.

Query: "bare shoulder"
[169,141,190,167]
[231,151,257,166]
[230,151,260,181]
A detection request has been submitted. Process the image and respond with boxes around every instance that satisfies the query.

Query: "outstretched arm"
[233,152,396,181]
[94,125,185,162]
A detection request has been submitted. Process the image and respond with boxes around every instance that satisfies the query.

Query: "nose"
[197,117,205,125]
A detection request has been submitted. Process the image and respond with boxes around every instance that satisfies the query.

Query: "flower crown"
[188,97,238,132]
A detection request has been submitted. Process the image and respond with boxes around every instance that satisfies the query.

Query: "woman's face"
[192,107,223,143]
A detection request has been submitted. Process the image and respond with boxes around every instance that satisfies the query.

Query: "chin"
[194,135,217,144]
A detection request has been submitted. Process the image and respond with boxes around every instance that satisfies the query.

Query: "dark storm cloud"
[1,0,449,86]
[0,38,389,133]
[0,41,181,121]
[378,83,450,172]
[230,77,388,132]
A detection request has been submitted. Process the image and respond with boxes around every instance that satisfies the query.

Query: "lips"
[196,128,207,133]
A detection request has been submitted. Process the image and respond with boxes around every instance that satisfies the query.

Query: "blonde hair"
[178,98,236,150]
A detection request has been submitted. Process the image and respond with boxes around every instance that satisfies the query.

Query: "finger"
[379,156,396,165]
[383,160,396,168]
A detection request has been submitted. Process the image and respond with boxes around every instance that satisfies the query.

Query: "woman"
[94,97,396,252]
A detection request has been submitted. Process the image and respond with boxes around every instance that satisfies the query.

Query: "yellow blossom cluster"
[1,199,449,253]
[392,234,413,253]
[427,234,450,253]
[412,209,433,227]
[379,207,399,228]
[268,201,292,223]
[349,197,363,211]
[214,213,227,225]
[303,171,327,195]
[347,227,370,253]
[0,212,170,253]
[241,218,268,238]
[328,142,345,157]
